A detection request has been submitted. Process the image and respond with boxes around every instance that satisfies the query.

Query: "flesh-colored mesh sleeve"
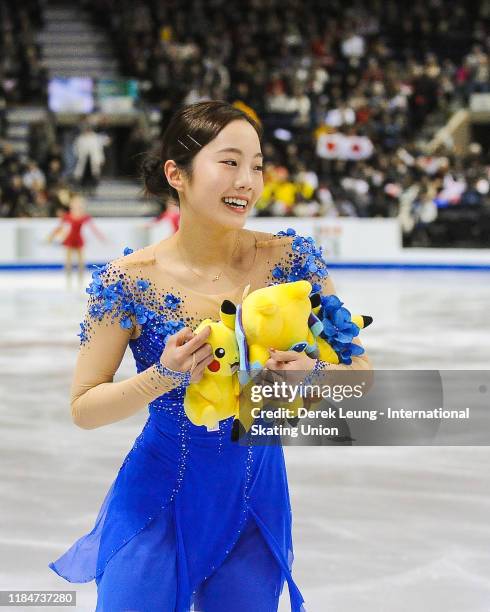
[70,262,189,430]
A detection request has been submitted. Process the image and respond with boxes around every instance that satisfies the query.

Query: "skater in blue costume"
[49,101,371,611]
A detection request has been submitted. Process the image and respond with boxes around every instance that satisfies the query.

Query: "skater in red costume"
[47,193,106,288]
[143,199,181,234]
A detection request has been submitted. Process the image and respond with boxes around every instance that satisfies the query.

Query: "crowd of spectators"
[0,0,46,106]
[0,0,489,235]
[82,0,489,225]
[0,0,47,203]
[253,142,489,223]
[0,140,69,218]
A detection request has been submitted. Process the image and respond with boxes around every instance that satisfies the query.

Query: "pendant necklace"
[177,236,241,283]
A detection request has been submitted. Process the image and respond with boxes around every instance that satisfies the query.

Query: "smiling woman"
[143,102,268,295]
[48,100,371,612]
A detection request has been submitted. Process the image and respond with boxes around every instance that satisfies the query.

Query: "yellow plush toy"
[235,279,371,371]
[183,302,240,431]
[223,280,372,438]
[183,281,372,438]
[238,280,315,370]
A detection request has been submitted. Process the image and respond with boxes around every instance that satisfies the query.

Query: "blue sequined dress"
[48,229,331,612]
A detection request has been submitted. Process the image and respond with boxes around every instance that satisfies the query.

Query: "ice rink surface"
[0,268,489,612]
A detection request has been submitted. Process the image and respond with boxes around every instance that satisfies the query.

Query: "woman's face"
[180,119,264,228]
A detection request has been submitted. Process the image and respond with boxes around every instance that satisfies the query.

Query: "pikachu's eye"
[215,347,225,358]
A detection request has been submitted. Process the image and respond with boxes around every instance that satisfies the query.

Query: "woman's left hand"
[263,348,316,387]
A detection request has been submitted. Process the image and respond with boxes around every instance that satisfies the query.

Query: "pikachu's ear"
[351,314,373,329]
[254,296,277,317]
[290,280,312,299]
[310,292,322,315]
[220,299,236,330]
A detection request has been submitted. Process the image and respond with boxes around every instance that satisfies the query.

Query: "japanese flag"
[346,136,374,160]
[316,133,344,159]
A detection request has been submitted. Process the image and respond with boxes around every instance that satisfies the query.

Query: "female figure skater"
[49,101,371,611]
[142,198,181,234]
[47,193,105,288]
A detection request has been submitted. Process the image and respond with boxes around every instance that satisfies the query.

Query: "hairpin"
[177,139,190,151]
[186,134,202,148]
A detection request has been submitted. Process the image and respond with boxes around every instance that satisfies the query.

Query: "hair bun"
[140,154,169,198]
[141,156,161,175]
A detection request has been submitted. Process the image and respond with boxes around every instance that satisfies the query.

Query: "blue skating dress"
[49,229,329,611]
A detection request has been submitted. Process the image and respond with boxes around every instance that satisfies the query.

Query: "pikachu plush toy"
[183,281,372,438]
[183,302,240,432]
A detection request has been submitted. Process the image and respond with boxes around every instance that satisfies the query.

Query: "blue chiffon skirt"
[49,406,307,611]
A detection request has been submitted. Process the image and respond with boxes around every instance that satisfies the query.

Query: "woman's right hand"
[159,326,214,384]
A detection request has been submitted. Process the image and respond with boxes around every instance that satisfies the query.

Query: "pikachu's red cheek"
[208,359,220,372]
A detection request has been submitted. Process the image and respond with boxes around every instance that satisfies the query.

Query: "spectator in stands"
[72,125,109,196]
[45,159,63,190]
[1,174,32,217]
[325,102,356,128]
[0,142,20,173]
[0,2,45,103]
[23,160,45,191]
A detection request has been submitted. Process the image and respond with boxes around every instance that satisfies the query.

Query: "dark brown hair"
[141,100,263,202]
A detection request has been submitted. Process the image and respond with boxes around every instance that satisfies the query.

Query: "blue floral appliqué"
[319,295,365,365]
[85,273,125,326]
[86,264,107,299]
[120,315,133,329]
[78,322,87,344]
[80,248,185,348]
[275,228,329,286]
[134,303,155,325]
[164,293,181,311]
[155,319,181,336]
[136,279,149,292]
[272,266,285,280]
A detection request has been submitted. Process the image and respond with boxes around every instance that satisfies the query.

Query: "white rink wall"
[1,217,490,268]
